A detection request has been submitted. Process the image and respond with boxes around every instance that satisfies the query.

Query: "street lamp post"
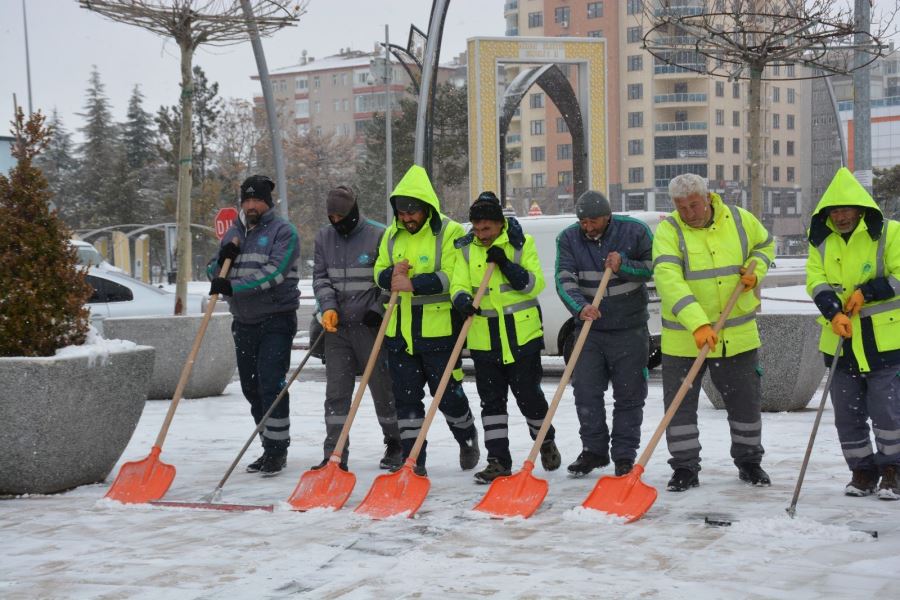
[370,25,393,224]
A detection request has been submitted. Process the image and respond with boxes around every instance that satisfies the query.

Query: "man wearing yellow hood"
[374,165,480,475]
[806,167,900,501]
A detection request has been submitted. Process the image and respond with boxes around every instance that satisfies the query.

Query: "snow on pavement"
[1,369,897,599]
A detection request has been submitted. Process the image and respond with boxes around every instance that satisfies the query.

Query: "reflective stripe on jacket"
[450,222,545,364]
[652,193,773,358]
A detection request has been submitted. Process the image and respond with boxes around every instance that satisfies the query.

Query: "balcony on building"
[507,161,523,171]
[654,63,707,75]
[504,1,518,16]
[655,121,707,132]
[506,26,519,36]
[505,133,522,145]
[654,1,705,18]
[653,92,708,105]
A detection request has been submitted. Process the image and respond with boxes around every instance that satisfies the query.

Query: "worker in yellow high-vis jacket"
[806,167,900,501]
[652,173,774,492]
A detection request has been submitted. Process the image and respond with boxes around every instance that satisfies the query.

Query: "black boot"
[566,450,610,477]
[311,457,348,472]
[474,459,512,484]
[877,465,899,501]
[737,463,771,486]
[259,450,287,477]
[667,468,699,492]
[245,454,265,473]
[459,430,480,471]
[845,468,878,497]
[614,459,634,476]
[379,438,403,470]
[540,439,562,471]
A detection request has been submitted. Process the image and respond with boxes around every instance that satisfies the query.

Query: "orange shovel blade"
[287,462,357,511]
[354,462,430,519]
[104,446,176,504]
[473,461,548,519]
[581,465,657,523]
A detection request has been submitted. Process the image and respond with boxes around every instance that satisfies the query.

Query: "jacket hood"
[389,165,443,235]
[808,167,882,246]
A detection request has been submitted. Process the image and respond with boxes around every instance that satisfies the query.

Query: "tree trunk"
[748,63,763,218]
[174,37,194,315]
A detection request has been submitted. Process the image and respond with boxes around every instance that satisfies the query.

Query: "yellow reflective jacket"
[450,219,545,364]
[805,167,900,372]
[652,192,774,358]
[374,165,465,354]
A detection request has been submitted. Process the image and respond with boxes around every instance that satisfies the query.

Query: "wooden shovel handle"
[635,259,758,468]
[408,264,496,462]
[525,267,614,464]
[331,291,400,458]
[154,256,234,448]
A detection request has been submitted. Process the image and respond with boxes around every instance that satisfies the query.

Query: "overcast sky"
[0,0,504,139]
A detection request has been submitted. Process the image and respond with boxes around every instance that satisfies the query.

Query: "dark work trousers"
[322,323,400,462]
[474,351,554,468]
[830,364,900,471]
[231,311,297,452]
[571,325,648,462]
[387,347,477,467]
[662,348,764,473]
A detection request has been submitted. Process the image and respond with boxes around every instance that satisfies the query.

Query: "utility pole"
[384,24,393,224]
[853,0,873,193]
[22,0,33,116]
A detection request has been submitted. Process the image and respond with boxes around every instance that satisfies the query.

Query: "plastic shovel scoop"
[353,458,430,519]
[287,294,399,511]
[104,446,176,504]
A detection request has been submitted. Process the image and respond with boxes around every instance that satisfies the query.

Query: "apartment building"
[504,0,811,236]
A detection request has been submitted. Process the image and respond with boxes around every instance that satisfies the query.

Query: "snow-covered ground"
[2,362,897,599]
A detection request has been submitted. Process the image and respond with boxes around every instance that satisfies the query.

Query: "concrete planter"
[0,344,154,495]
[702,313,825,412]
[103,314,236,400]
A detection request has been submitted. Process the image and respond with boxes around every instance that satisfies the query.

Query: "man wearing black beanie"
[451,191,561,483]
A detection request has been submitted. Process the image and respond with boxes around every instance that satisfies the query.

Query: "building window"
[716,109,725,126]
[773,140,780,156]
[332,74,339,86]
[628,139,644,155]
[587,2,603,18]
[772,86,780,102]
[557,117,569,133]
[296,77,308,91]
[787,64,795,77]
[733,165,741,181]
[531,173,545,188]
[787,166,795,182]
[628,111,643,128]
[787,140,794,156]
[530,93,544,108]
[773,113,780,129]
[554,6,570,24]
[787,88,796,104]
[715,137,724,153]
[528,12,543,28]
[787,114,795,130]
[530,119,544,135]
[313,76,320,89]
[558,171,573,186]
[357,72,368,85]
[733,111,740,127]
[715,81,724,97]
[627,0,642,15]
[627,26,642,43]
[531,146,546,161]
[675,110,688,122]
[557,144,572,159]
[314,100,321,113]
[733,138,740,154]
[733,83,740,98]
[773,63,781,76]
[715,164,724,181]
[341,73,348,86]
[294,99,309,118]
[587,30,603,37]
[333,99,341,111]
[627,55,643,72]
[773,166,780,182]
[628,167,644,183]
[627,84,643,100]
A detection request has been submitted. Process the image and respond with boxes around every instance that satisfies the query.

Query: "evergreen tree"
[118,85,160,225]
[76,66,121,228]
[35,109,79,226]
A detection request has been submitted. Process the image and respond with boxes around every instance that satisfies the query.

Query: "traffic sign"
[214,207,239,240]
[528,201,543,216]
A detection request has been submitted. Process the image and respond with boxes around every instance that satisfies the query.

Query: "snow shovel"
[581,260,757,522]
[150,329,327,512]
[786,337,845,519]
[354,265,496,519]
[474,267,614,519]
[286,292,400,511]
[105,253,236,504]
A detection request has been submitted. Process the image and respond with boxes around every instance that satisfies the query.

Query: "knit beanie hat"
[575,190,611,219]
[240,175,275,207]
[469,191,504,222]
[327,186,357,217]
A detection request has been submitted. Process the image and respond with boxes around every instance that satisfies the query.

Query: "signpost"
[214,207,239,241]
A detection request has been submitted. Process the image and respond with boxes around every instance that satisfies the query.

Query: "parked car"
[71,239,115,270]
[85,267,206,334]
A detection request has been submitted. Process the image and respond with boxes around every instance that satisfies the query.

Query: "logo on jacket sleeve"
[257,235,269,247]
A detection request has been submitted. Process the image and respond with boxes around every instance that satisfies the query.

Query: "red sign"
[214,207,239,240]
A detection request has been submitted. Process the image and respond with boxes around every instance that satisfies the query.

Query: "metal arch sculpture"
[413,0,450,175]
[499,64,587,204]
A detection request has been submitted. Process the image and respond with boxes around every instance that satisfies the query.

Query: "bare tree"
[79,0,303,313]
[641,0,895,217]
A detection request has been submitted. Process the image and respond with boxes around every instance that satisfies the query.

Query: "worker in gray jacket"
[311,186,402,471]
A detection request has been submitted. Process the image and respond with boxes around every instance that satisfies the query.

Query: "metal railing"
[654,63,707,74]
[654,93,707,103]
[655,121,708,131]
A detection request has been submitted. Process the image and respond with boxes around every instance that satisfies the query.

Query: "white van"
[516,211,669,368]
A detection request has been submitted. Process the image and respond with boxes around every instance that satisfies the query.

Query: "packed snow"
[1,357,897,598]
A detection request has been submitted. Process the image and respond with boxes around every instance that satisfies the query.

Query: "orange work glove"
[322,309,339,333]
[844,289,865,317]
[739,266,757,292]
[692,324,718,351]
[830,313,852,338]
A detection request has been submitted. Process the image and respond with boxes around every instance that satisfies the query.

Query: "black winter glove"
[209,277,233,297]
[453,292,480,317]
[217,241,240,267]
[362,309,383,328]
[486,246,509,266]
